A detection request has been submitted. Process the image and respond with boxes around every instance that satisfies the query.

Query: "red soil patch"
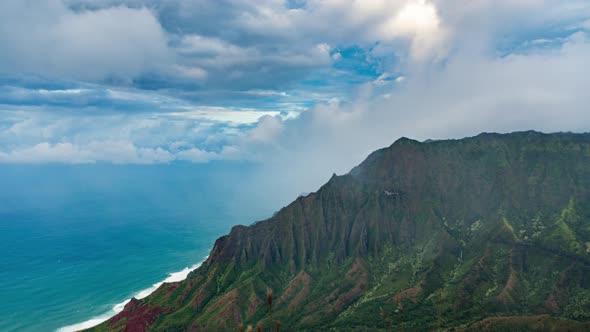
[496,268,517,305]
[455,249,492,309]
[394,280,423,302]
[175,275,204,305]
[545,264,573,313]
[189,288,242,329]
[324,288,341,304]
[331,258,368,311]
[192,283,209,308]
[247,295,263,318]
[278,271,312,309]
[204,288,240,314]
[108,298,169,332]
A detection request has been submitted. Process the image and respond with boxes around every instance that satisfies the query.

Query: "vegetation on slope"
[87,131,590,331]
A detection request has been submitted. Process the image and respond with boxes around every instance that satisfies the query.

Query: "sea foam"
[56,259,206,332]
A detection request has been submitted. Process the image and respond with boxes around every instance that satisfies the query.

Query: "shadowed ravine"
[87,131,590,331]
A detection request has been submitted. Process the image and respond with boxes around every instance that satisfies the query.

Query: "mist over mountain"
[87,131,590,331]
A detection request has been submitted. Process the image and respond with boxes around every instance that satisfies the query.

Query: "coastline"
[56,258,207,332]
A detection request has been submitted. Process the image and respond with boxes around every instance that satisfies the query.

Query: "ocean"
[0,163,275,332]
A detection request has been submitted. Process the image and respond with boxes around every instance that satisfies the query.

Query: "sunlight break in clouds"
[378,0,448,60]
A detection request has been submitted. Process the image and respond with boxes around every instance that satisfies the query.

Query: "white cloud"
[175,148,220,163]
[240,115,283,144]
[178,34,244,57]
[0,2,171,81]
[1,0,590,187]
[242,90,289,97]
[233,30,590,205]
[166,107,282,125]
[0,87,99,104]
[0,142,91,164]
[372,73,392,86]
[1,26,589,201]
[36,89,89,96]
[0,141,174,164]
[273,0,452,62]
[378,0,448,60]
[3,0,590,87]
[173,65,209,80]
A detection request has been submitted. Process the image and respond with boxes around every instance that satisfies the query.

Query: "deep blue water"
[0,163,275,332]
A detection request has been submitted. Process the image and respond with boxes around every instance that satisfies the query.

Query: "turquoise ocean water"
[0,164,274,332]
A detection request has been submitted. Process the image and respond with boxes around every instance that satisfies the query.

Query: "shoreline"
[56,258,207,332]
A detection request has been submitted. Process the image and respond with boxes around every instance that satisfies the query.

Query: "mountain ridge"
[88,131,590,331]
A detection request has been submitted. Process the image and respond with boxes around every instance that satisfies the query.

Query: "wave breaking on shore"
[56,259,206,332]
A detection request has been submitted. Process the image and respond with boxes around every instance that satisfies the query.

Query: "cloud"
[0,141,174,164]
[177,34,244,57]
[1,0,590,212]
[0,86,103,106]
[242,90,289,97]
[0,139,237,164]
[0,1,171,82]
[2,27,589,169]
[233,29,590,206]
[378,0,448,60]
[175,148,219,163]
[4,0,589,88]
[173,65,208,80]
[165,107,282,125]
[0,0,454,95]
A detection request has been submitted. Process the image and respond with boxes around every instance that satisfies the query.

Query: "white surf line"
[56,258,207,332]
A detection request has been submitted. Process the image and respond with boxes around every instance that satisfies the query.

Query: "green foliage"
[544,198,583,253]
[564,287,590,320]
[86,132,590,332]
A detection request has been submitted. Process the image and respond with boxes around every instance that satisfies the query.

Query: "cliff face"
[88,131,590,331]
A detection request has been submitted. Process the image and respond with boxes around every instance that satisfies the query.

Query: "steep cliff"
[88,131,590,331]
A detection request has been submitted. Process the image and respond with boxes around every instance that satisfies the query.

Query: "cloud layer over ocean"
[1,0,589,195]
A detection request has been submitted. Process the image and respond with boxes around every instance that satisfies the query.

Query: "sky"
[1,0,590,198]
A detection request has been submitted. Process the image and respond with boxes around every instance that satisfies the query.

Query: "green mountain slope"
[87,131,590,331]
